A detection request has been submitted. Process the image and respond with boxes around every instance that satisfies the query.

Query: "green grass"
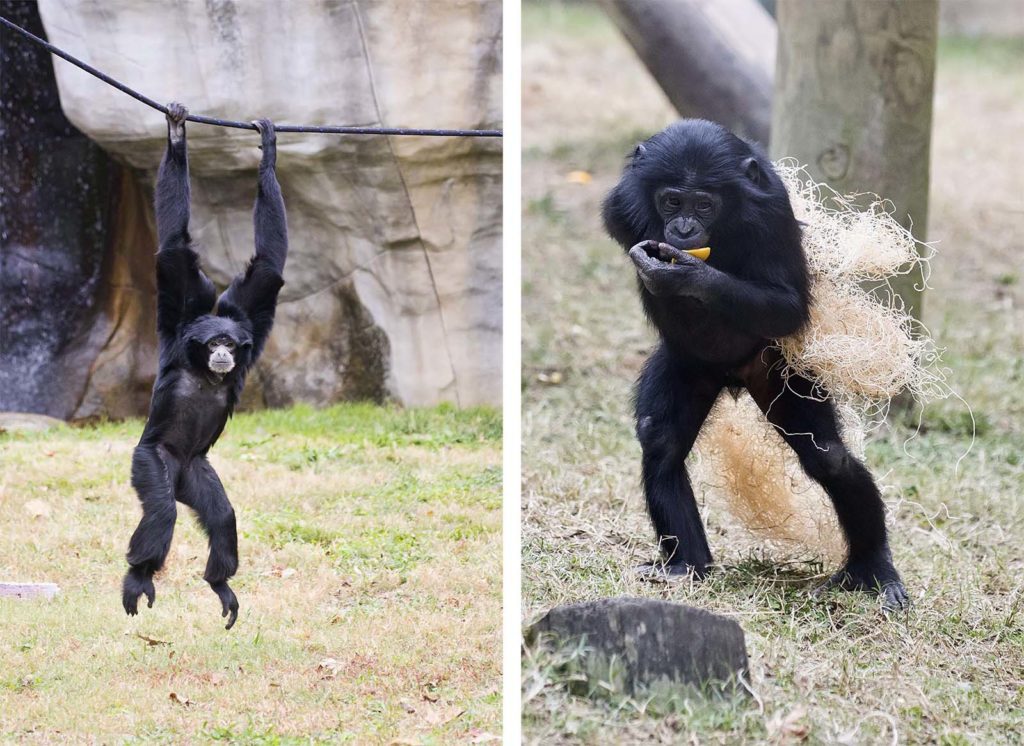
[522,4,1024,744]
[0,403,501,743]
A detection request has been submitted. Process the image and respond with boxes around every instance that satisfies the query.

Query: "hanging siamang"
[602,119,908,610]
[122,103,288,629]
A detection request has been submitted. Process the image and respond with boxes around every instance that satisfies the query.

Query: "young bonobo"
[602,119,908,610]
[122,103,288,629]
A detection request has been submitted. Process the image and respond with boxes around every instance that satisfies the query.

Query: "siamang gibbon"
[122,103,288,629]
[602,119,907,610]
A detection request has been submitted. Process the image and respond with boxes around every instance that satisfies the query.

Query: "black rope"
[0,14,502,138]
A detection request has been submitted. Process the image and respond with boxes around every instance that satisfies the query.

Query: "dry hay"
[694,163,949,561]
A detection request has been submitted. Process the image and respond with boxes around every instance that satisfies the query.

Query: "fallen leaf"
[536,370,564,385]
[768,706,809,742]
[566,170,592,184]
[422,705,464,726]
[24,500,51,519]
[135,633,172,647]
[168,692,192,707]
[317,658,342,679]
[469,732,502,744]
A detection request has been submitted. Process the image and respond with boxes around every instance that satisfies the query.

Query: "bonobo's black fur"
[122,103,288,629]
[603,119,908,610]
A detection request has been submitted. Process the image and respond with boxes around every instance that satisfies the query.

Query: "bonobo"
[122,103,288,629]
[602,119,907,610]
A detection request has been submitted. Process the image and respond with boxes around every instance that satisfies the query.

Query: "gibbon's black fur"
[602,119,907,610]
[122,103,288,629]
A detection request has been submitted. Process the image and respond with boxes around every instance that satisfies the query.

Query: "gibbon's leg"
[123,444,180,615]
[180,458,239,629]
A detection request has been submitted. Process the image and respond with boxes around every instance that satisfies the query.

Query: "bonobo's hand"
[628,240,710,299]
[165,102,188,144]
[252,118,276,166]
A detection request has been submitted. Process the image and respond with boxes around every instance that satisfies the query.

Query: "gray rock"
[0,582,61,600]
[0,413,67,433]
[527,597,749,695]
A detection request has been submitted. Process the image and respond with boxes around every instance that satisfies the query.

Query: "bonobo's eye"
[696,198,714,213]
[664,194,681,209]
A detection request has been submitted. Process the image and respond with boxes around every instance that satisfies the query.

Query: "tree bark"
[770,0,938,317]
[600,0,775,144]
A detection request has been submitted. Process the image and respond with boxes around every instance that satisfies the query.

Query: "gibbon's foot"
[252,118,276,154]
[166,102,188,143]
[210,581,239,630]
[122,569,156,616]
[635,560,710,581]
[814,556,909,612]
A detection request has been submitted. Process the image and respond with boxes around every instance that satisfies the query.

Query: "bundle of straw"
[693,163,947,559]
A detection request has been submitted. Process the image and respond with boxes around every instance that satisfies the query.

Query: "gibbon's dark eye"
[225,341,236,351]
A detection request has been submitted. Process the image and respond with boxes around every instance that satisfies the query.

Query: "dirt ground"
[522,3,1023,743]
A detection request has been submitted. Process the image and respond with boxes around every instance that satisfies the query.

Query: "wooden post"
[770,0,939,317]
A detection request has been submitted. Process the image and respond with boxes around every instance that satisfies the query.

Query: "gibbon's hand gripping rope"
[0,14,503,138]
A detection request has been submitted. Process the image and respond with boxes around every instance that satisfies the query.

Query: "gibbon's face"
[183,315,253,377]
[206,335,237,374]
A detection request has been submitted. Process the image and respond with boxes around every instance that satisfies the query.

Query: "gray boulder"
[528,597,749,695]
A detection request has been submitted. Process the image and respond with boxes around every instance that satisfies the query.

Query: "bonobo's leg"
[179,458,239,629]
[155,102,191,249]
[123,444,180,615]
[742,349,909,610]
[635,345,722,576]
[251,118,287,275]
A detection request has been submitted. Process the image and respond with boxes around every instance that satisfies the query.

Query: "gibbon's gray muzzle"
[208,345,236,374]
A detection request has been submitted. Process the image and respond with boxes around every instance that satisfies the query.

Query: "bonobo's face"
[206,335,237,374]
[656,187,722,251]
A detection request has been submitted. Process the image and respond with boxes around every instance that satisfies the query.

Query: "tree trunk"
[770,0,938,317]
[600,0,775,144]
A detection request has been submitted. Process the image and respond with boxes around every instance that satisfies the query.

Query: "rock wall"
[27,0,502,416]
[0,1,158,420]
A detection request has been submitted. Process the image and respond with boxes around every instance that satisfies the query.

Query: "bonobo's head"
[183,316,253,378]
[602,119,788,253]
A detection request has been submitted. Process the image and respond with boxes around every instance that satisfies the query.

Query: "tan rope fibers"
[691,162,949,562]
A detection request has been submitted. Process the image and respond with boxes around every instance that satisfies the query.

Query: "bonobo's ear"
[742,156,765,188]
[632,142,647,163]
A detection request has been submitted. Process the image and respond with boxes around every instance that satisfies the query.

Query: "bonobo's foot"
[814,552,909,612]
[122,569,156,616]
[636,560,710,581]
[209,581,239,630]
[166,102,188,143]
[252,118,276,159]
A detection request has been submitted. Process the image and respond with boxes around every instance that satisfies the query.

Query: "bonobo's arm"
[154,103,216,344]
[217,119,287,360]
[629,241,808,339]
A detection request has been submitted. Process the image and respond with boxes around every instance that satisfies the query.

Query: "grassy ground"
[522,4,1024,744]
[0,403,501,743]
